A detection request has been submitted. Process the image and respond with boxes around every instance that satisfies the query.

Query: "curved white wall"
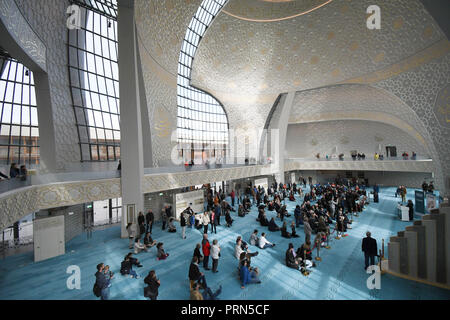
[285,120,429,159]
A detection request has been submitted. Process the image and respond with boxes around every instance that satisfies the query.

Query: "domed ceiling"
[222,0,333,22]
[191,0,444,97]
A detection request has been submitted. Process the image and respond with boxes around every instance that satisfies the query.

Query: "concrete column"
[118,0,144,238]
[404,230,418,278]
[422,217,437,282]
[388,241,400,273]
[438,205,450,285]
[269,92,295,183]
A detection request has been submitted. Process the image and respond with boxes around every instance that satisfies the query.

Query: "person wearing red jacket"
[202,234,211,270]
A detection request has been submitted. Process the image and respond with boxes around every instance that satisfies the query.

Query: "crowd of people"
[94,176,377,300]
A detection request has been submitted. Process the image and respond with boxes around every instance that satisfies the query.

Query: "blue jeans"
[129,269,137,277]
[203,286,222,300]
[263,244,274,249]
[101,287,110,300]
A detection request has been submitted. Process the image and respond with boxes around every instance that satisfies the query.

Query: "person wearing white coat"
[202,211,210,234]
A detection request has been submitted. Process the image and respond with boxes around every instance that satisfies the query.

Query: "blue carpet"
[0,187,449,300]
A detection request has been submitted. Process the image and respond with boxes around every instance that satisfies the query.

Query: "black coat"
[285,249,298,269]
[180,215,186,227]
[362,237,377,256]
[146,211,154,224]
[188,262,201,281]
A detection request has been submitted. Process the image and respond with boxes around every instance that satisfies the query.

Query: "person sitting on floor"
[291,221,300,238]
[239,259,261,289]
[235,237,259,261]
[156,242,169,260]
[258,232,276,249]
[259,212,269,227]
[189,256,208,289]
[238,204,245,217]
[285,243,305,272]
[125,252,143,268]
[120,256,140,279]
[289,192,296,201]
[268,217,280,232]
[167,217,177,233]
[281,221,292,238]
[249,229,259,246]
[297,241,315,269]
[134,238,148,254]
[143,232,157,249]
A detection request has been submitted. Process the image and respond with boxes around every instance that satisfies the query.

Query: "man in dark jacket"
[362,231,378,270]
[95,263,111,300]
[180,212,187,239]
[189,256,207,288]
[146,210,154,233]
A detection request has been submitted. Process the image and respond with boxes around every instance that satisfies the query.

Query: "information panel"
[254,178,268,191]
[415,190,425,214]
[174,190,204,220]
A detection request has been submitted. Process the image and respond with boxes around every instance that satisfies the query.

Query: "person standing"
[231,189,235,208]
[126,223,136,249]
[214,204,221,226]
[161,208,167,230]
[202,234,211,270]
[407,200,414,221]
[180,212,187,239]
[362,231,378,270]
[303,217,312,244]
[211,239,221,273]
[210,210,217,234]
[138,212,146,238]
[202,211,210,234]
[146,210,154,233]
[95,263,111,300]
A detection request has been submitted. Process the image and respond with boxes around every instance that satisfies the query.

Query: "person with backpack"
[94,263,112,300]
[144,270,160,300]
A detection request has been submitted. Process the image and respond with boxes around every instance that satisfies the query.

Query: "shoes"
[213,270,218,273]
[137,264,143,268]
[205,268,211,270]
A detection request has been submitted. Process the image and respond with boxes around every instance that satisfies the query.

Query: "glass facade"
[68,0,120,161]
[0,55,39,167]
[177,0,229,161]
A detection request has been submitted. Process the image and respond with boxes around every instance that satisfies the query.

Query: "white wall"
[286,120,429,159]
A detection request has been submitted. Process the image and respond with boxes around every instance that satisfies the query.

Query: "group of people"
[95,176,380,300]
[0,163,28,181]
[421,181,434,193]
[395,185,408,202]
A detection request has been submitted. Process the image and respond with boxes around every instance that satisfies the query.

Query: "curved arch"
[288,83,445,191]
[176,0,230,157]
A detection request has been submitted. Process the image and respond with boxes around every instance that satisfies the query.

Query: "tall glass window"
[177,0,229,162]
[0,54,39,167]
[68,0,120,162]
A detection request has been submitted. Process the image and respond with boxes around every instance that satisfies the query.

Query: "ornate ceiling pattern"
[222,0,333,22]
